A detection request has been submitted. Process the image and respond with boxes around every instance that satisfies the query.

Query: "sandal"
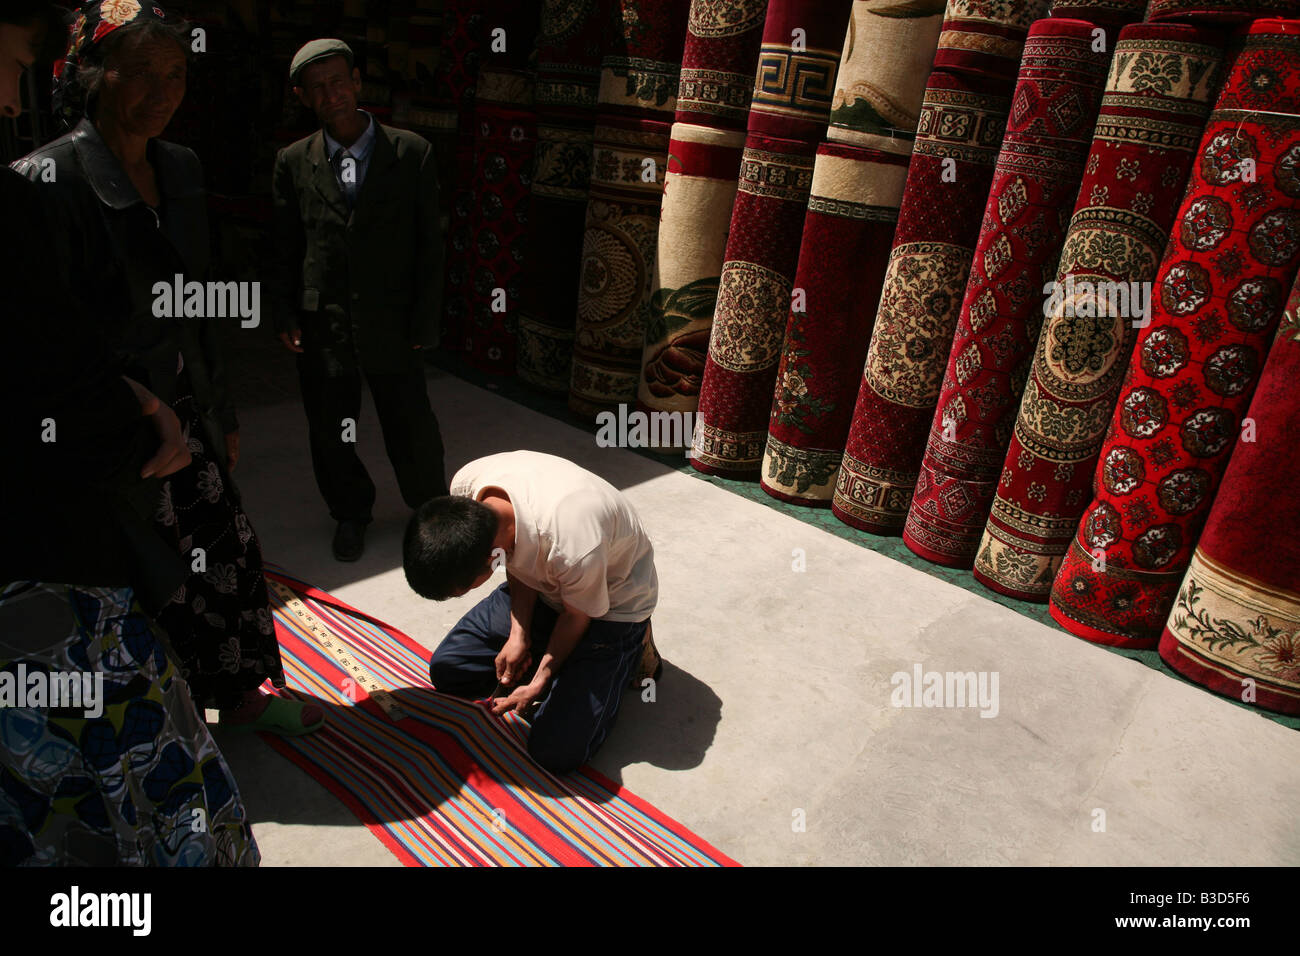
[219,696,325,737]
[630,622,662,688]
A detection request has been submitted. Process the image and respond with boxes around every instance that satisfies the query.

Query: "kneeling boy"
[403,451,658,773]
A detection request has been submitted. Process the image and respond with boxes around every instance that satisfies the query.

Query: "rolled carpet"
[458,1,541,375]
[462,74,537,376]
[434,0,487,357]
[569,116,676,417]
[1047,0,1147,33]
[674,0,769,131]
[1146,0,1300,22]
[824,0,947,151]
[1159,284,1300,716]
[761,143,911,502]
[691,0,853,476]
[1050,18,1300,647]
[569,0,691,417]
[690,132,820,474]
[973,22,1228,599]
[638,123,747,423]
[517,0,610,394]
[635,0,767,428]
[932,0,1052,79]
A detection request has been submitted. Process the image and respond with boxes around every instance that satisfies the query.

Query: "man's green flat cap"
[290,38,354,84]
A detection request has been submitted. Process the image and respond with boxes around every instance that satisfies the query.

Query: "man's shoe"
[333,519,368,562]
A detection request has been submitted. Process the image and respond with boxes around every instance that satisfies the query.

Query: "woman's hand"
[225,429,240,471]
[123,376,191,478]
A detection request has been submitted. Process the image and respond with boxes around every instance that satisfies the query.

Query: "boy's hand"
[495,632,531,686]
[490,680,543,717]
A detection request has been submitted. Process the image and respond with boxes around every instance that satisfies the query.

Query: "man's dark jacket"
[270,121,444,372]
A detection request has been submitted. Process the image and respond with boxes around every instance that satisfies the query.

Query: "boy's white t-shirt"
[449,451,657,623]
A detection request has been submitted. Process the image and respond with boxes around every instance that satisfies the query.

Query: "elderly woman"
[13,1,322,735]
[0,0,259,865]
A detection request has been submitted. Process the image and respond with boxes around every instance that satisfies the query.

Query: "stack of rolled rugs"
[1050,17,1300,657]
[972,14,1230,595]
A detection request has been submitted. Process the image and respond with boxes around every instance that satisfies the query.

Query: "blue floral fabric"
[0,582,259,866]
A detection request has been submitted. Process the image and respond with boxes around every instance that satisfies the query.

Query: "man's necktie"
[332,147,355,211]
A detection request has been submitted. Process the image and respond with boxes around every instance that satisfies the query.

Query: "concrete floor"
[212,350,1300,866]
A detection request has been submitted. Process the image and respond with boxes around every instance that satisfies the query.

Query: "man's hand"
[279,329,303,353]
[495,632,532,687]
[123,376,191,478]
[225,429,241,471]
[490,679,544,717]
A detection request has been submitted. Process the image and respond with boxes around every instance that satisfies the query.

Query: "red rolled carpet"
[674,0,768,131]
[933,0,1053,79]
[1147,0,1300,22]
[569,0,691,417]
[463,83,538,376]
[903,20,1112,568]
[434,0,488,357]
[635,0,766,428]
[1159,282,1300,716]
[761,143,912,502]
[1050,18,1300,648]
[831,1,1051,533]
[1047,0,1147,32]
[691,0,854,477]
[456,2,541,375]
[759,0,945,504]
[517,0,611,394]
[973,23,1228,599]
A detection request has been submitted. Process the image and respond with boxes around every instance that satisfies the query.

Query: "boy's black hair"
[0,1,68,61]
[403,496,499,601]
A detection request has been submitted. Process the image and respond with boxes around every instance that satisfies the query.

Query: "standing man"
[403,451,662,773]
[272,39,449,561]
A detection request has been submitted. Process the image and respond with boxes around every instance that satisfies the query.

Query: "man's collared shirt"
[323,110,377,208]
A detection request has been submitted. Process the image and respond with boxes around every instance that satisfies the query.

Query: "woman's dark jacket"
[1,168,186,613]
[11,118,237,458]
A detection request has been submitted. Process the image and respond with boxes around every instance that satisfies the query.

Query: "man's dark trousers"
[297,345,448,522]
[430,581,648,773]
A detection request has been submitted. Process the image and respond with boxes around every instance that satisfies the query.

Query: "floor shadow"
[586,660,723,787]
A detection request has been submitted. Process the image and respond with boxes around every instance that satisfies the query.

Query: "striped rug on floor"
[256,567,736,866]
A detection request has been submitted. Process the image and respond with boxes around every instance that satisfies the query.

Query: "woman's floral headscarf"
[52,0,176,128]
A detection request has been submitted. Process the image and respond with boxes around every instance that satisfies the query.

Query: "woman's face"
[97,33,186,140]
[0,21,40,119]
